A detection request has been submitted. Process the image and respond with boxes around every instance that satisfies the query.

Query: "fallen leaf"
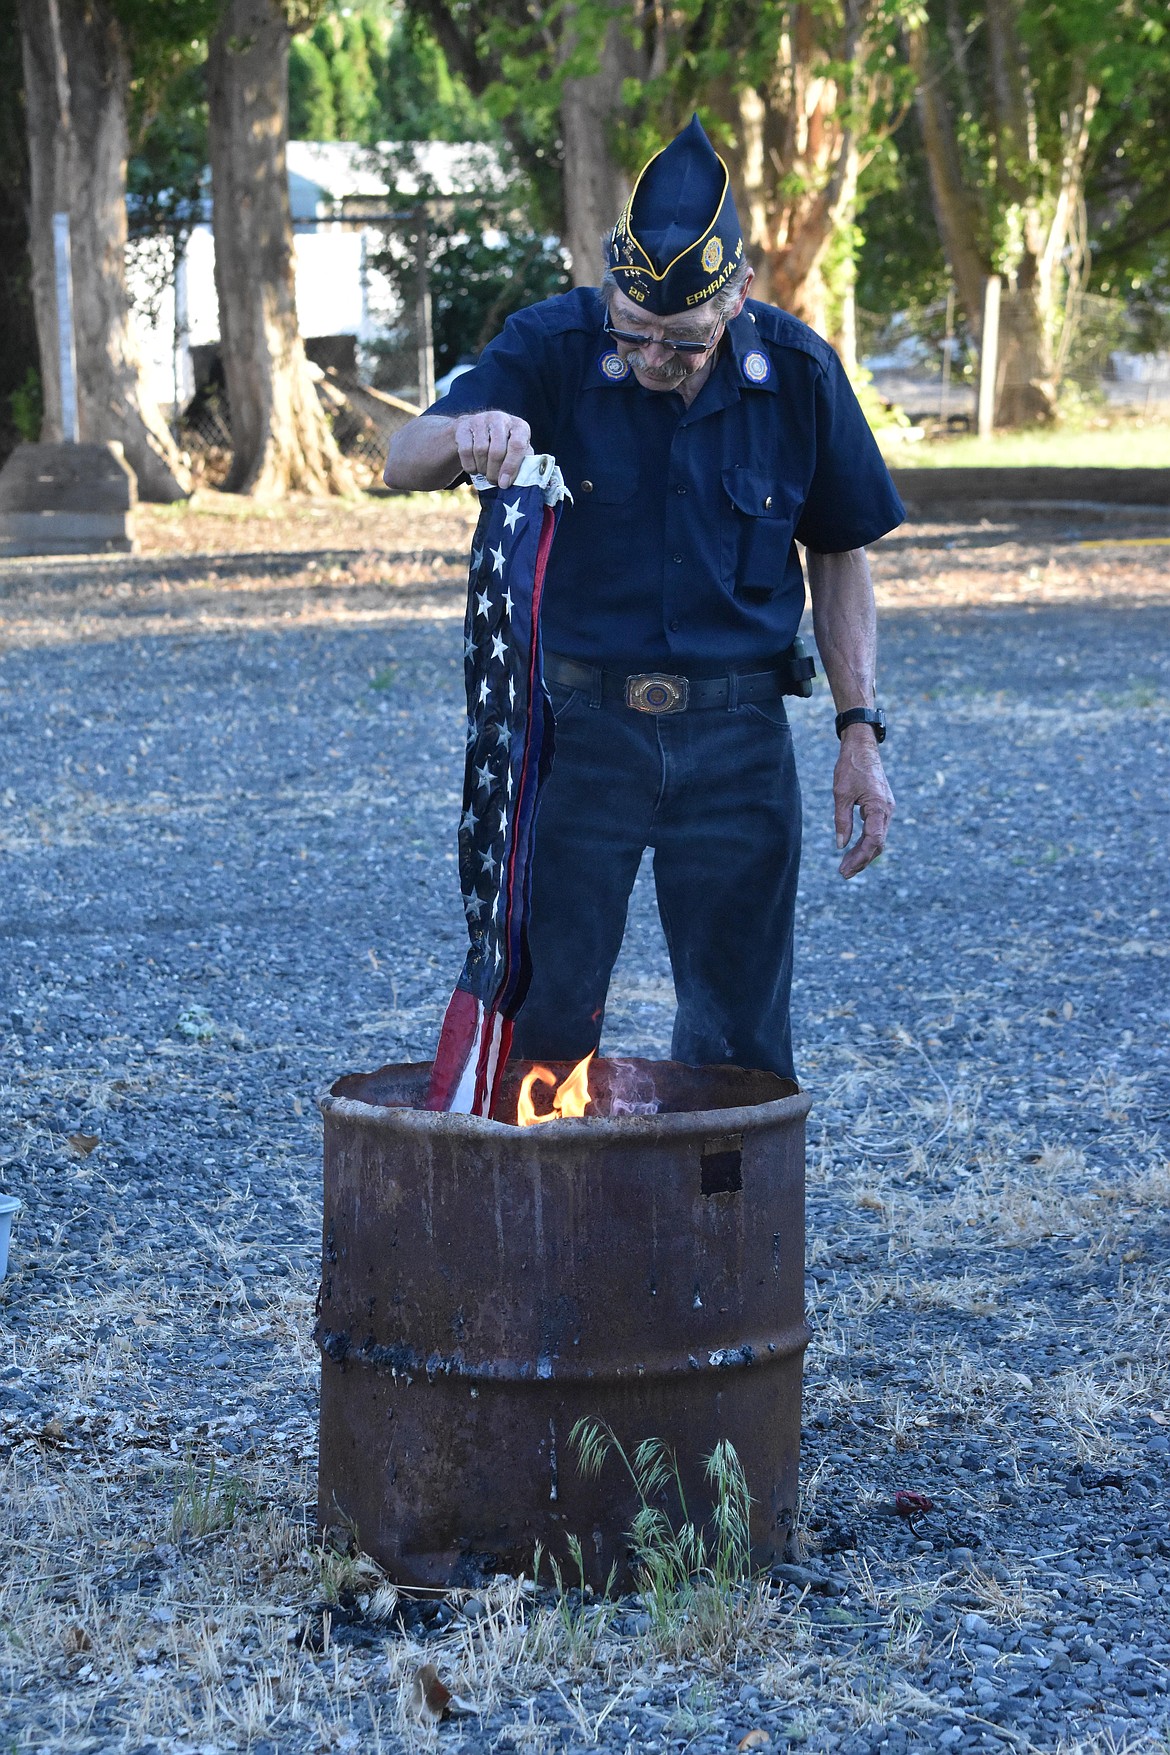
[739,1733,772,1751]
[409,1662,452,1724]
[894,1490,933,1518]
[68,1132,99,1156]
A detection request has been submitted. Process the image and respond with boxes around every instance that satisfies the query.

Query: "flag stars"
[475,587,491,619]
[502,498,524,532]
[474,759,495,794]
[460,803,479,835]
[503,586,514,618]
[490,631,507,665]
[490,542,506,575]
[493,722,512,752]
[465,892,486,921]
[479,848,497,878]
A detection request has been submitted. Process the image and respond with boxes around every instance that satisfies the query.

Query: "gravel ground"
[1,495,1168,1754]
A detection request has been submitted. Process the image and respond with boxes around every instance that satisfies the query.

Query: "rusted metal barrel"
[316,1058,810,1591]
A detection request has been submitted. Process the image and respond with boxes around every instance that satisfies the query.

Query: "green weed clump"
[170,1455,246,1541]
[569,1419,764,1660]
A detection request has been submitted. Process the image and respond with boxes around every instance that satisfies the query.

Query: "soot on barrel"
[316,1056,810,1591]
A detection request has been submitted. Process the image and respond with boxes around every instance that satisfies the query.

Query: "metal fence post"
[52,211,80,443]
[415,208,435,410]
[977,275,1001,439]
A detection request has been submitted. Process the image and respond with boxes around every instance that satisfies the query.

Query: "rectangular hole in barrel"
[701,1139,743,1196]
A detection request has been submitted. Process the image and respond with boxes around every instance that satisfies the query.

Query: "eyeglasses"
[603,309,724,357]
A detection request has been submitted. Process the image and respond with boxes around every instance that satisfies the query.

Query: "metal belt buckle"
[626,672,689,715]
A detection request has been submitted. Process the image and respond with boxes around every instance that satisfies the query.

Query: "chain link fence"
[859,292,1170,430]
[170,348,416,489]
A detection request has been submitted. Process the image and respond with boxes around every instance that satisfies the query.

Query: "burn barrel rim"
[318,1056,813,1139]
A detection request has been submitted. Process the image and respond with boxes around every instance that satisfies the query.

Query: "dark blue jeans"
[511,679,802,1078]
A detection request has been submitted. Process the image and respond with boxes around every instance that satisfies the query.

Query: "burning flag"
[426,453,571,1117]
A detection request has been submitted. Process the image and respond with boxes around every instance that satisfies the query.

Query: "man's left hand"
[834,728,894,878]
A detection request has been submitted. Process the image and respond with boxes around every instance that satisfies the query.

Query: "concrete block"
[0,441,137,554]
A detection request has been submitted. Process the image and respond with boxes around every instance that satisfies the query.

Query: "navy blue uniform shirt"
[428,287,904,670]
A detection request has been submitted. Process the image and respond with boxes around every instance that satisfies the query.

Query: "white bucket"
[0,1195,22,1279]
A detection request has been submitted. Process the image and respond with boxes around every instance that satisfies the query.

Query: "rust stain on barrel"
[316,1057,811,1591]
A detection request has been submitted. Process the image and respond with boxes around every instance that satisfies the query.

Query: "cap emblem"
[743,349,771,384]
[701,235,723,273]
[599,351,631,381]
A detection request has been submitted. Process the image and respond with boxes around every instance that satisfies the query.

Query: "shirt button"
[672,553,683,563]
[675,485,687,495]
[764,495,773,510]
[669,619,680,632]
[580,479,593,493]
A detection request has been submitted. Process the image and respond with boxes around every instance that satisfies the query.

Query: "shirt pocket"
[720,467,802,598]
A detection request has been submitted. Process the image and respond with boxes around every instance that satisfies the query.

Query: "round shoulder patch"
[599,350,631,382]
[742,349,772,384]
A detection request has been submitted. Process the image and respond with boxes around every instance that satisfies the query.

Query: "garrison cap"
[606,114,744,316]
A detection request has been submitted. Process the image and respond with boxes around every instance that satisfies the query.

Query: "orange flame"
[516,1051,595,1126]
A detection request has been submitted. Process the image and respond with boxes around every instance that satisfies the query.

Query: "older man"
[384,116,902,1079]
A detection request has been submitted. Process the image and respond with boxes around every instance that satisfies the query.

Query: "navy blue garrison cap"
[607,114,744,316]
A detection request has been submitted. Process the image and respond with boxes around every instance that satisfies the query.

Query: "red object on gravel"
[894,1490,934,1517]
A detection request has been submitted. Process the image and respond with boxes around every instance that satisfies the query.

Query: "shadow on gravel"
[0,548,470,597]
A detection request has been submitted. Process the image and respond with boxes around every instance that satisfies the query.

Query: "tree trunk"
[559,8,643,285]
[17,0,190,501]
[206,0,354,497]
[912,3,1099,427]
[0,0,40,464]
[711,4,888,348]
[908,21,987,334]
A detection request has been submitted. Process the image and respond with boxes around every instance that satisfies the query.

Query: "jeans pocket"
[546,682,585,721]
[738,700,791,732]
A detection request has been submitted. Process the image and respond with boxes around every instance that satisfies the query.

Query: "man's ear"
[731,266,755,319]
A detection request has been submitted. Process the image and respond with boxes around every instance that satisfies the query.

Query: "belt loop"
[727,669,739,712]
[589,664,603,710]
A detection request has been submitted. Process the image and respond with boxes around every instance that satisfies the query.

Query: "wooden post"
[52,211,80,443]
[977,275,1001,439]
[415,208,435,409]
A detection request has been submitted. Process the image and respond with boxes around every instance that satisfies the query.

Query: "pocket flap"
[722,467,799,519]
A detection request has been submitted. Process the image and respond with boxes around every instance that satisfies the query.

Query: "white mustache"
[629,352,689,382]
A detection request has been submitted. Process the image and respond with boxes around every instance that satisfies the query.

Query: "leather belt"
[544,645,816,715]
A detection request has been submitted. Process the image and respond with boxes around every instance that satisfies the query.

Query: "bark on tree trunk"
[909,22,987,334]
[17,0,190,501]
[207,0,354,498]
[559,9,642,285]
[911,7,1098,427]
[712,5,878,349]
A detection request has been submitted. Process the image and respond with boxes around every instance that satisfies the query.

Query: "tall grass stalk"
[570,1420,762,1660]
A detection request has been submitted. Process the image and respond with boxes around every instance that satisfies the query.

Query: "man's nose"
[639,339,673,363]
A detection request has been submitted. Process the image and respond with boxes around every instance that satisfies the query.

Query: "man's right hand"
[453,410,532,489]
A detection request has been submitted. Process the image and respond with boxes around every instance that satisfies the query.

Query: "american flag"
[426,454,570,1116]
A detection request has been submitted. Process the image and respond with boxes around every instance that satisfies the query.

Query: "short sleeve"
[794,353,905,552]
[425,306,554,448]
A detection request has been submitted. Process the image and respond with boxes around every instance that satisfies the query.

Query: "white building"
[128,140,504,415]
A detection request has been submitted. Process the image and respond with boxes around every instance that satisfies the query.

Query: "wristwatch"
[835,706,886,743]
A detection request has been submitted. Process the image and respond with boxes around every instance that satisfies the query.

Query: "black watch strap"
[835,706,886,743]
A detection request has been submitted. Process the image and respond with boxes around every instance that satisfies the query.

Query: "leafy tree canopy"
[289,2,496,143]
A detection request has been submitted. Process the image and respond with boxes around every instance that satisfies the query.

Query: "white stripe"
[447,1003,485,1114]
